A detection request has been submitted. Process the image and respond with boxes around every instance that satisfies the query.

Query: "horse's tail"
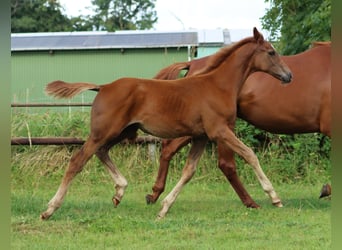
[153,61,191,80]
[45,80,100,99]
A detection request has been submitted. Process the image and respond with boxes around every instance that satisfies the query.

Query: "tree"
[89,0,158,31]
[11,0,73,32]
[11,0,158,33]
[261,0,331,55]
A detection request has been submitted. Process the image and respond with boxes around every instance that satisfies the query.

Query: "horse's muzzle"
[281,72,292,84]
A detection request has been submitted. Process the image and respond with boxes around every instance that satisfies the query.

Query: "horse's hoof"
[273,201,283,207]
[319,183,331,198]
[112,197,120,207]
[246,203,261,209]
[40,212,50,220]
[156,214,165,220]
[145,194,156,205]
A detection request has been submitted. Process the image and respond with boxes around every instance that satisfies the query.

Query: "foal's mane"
[193,36,257,75]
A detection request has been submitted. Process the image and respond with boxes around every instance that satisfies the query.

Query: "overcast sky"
[59,0,270,32]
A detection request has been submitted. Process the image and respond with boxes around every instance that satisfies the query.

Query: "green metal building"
[11,30,230,107]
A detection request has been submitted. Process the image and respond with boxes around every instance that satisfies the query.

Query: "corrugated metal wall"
[11,47,189,106]
[197,46,220,58]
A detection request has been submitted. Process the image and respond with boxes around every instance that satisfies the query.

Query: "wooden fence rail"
[11,103,161,146]
[11,103,93,107]
[11,136,161,146]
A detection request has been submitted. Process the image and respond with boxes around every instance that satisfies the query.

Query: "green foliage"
[11,0,158,32]
[11,0,74,32]
[11,111,91,138]
[261,0,331,54]
[11,111,331,185]
[234,119,331,184]
[89,0,158,31]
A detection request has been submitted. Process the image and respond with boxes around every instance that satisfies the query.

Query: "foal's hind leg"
[96,145,128,207]
[95,125,138,206]
[158,137,207,219]
[40,137,101,220]
[146,137,192,204]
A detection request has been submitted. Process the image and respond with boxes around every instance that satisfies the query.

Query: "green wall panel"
[11,47,188,106]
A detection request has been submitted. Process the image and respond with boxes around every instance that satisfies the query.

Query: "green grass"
[11,177,331,249]
[11,111,331,249]
[11,145,331,250]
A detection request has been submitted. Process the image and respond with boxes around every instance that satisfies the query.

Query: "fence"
[11,103,161,146]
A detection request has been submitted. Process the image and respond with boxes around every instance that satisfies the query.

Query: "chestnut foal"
[41,28,291,220]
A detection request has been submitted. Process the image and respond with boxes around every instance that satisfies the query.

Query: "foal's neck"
[209,43,257,93]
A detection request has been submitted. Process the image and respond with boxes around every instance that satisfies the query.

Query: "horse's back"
[91,76,209,138]
[238,44,331,135]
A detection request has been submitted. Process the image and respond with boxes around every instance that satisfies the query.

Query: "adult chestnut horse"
[146,41,331,207]
[41,28,292,220]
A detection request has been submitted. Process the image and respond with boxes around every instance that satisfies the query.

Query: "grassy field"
[11,112,331,249]
[11,145,331,249]
[11,177,331,249]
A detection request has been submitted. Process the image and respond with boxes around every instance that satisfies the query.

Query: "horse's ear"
[253,27,264,44]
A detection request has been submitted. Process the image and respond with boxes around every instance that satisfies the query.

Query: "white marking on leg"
[107,165,128,203]
[96,149,128,204]
[41,139,100,220]
[158,138,207,219]
[221,129,282,206]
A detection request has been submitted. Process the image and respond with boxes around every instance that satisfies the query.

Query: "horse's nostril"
[281,74,292,83]
[281,73,292,84]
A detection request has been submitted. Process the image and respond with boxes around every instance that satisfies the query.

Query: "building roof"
[11,29,234,52]
[11,30,199,51]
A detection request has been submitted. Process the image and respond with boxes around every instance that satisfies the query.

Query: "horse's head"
[251,27,292,84]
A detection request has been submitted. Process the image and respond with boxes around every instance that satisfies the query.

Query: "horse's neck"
[208,45,256,93]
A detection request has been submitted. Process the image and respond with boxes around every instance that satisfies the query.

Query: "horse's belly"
[139,119,204,139]
[240,110,320,134]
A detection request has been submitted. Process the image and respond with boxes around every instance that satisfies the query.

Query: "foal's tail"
[45,80,100,99]
[153,61,191,80]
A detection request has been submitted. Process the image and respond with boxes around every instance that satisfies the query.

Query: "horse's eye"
[268,51,276,56]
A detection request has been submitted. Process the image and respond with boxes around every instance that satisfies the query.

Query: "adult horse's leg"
[210,126,282,207]
[158,137,208,219]
[217,143,260,208]
[147,137,260,208]
[146,136,192,204]
[40,136,101,220]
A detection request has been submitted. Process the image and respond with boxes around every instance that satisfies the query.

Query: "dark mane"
[194,36,256,75]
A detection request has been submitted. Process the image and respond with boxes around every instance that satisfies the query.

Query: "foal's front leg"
[211,127,282,207]
[158,137,208,219]
[217,143,260,208]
